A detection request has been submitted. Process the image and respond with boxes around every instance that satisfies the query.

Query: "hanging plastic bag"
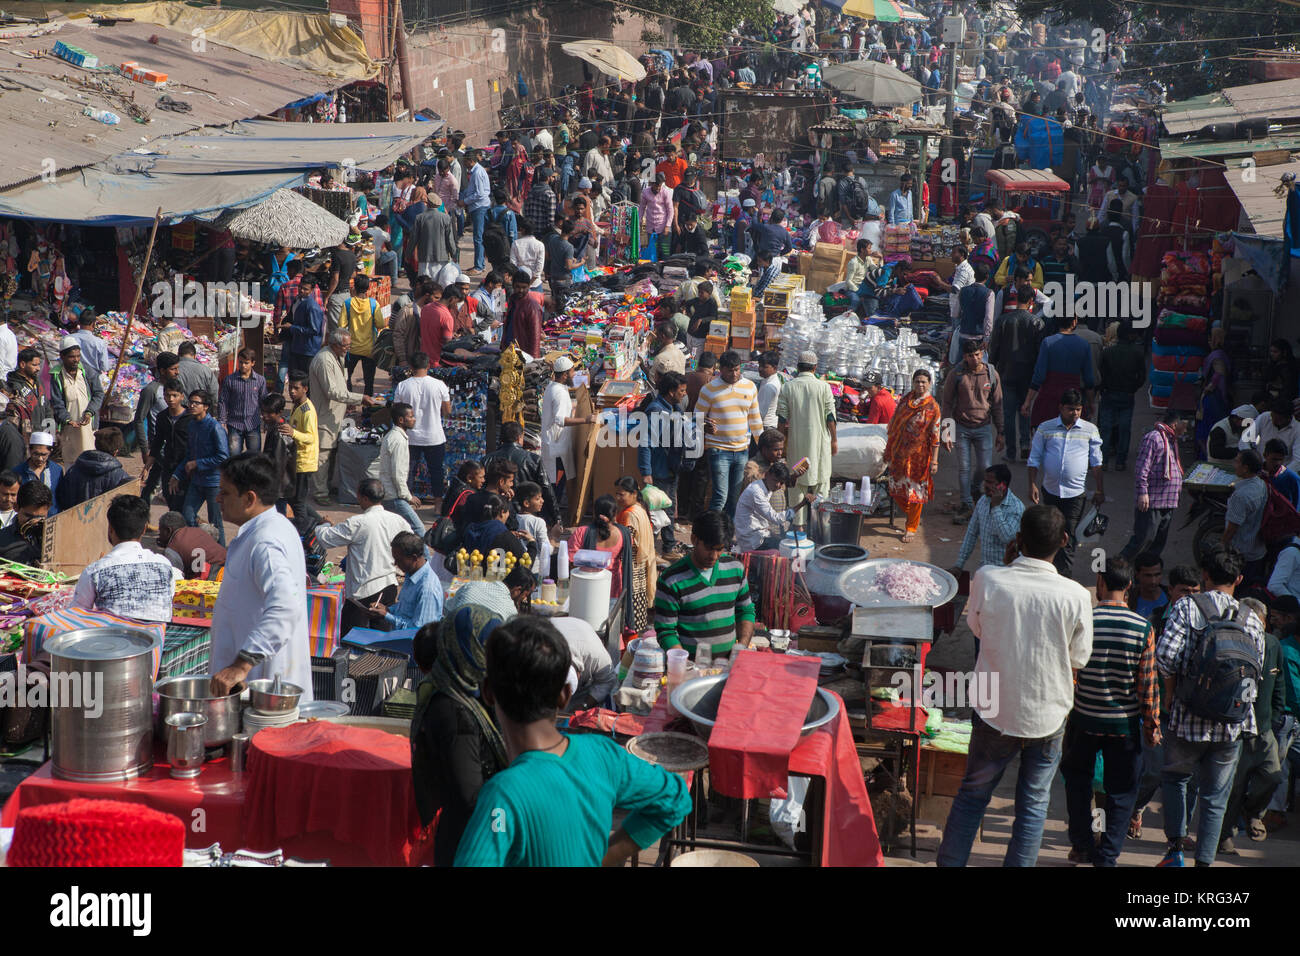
[769,775,810,849]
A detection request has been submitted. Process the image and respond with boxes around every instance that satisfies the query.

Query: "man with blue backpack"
[1154,547,1266,867]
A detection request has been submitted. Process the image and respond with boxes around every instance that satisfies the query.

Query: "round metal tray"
[837,559,958,609]
[626,731,711,773]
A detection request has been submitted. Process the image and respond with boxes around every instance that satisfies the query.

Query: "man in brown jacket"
[942,339,1005,523]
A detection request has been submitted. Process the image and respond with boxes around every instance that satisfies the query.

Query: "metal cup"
[165,712,208,779]
[229,732,251,774]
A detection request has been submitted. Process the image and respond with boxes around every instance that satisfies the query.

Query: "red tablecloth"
[242,722,433,867]
[1,758,247,850]
[638,687,883,867]
[708,653,820,800]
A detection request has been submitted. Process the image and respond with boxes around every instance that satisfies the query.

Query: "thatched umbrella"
[220,188,350,249]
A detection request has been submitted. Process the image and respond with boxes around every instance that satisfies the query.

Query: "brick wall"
[400,2,670,140]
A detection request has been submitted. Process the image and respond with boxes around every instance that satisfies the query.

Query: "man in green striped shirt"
[654,511,755,658]
[1061,555,1160,866]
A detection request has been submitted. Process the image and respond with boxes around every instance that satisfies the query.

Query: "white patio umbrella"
[561,40,647,83]
[822,59,924,107]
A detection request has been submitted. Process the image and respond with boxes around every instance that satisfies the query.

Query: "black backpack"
[1175,593,1262,725]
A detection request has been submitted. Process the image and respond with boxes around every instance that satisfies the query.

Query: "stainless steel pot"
[669,674,839,741]
[802,544,871,624]
[46,627,163,783]
[157,676,243,748]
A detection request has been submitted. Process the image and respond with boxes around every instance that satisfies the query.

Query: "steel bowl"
[668,674,840,741]
[246,679,304,714]
[156,676,243,748]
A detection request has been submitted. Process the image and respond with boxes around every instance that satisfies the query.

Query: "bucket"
[669,849,760,867]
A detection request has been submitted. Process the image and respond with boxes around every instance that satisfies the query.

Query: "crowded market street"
[0,1,1296,910]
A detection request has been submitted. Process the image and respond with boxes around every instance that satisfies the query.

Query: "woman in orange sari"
[614,476,657,630]
[884,368,941,542]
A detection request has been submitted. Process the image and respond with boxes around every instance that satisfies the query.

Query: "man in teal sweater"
[456,616,692,867]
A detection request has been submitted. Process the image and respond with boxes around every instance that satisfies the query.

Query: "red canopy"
[985,168,1072,193]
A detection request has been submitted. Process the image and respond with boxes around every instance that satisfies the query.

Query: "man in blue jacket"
[638,371,694,555]
[281,274,324,377]
[170,389,229,545]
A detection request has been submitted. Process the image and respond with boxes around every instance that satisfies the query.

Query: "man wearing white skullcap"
[49,336,102,462]
[776,350,837,503]
[14,431,63,516]
[1206,404,1258,469]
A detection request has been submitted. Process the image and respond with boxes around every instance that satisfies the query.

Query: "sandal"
[1128,811,1142,840]
[1249,817,1268,842]
[901,531,917,543]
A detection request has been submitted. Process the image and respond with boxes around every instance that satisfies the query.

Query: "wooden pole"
[104,206,162,405]
[386,0,401,121]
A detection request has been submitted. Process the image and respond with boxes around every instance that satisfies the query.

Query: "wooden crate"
[919,746,967,799]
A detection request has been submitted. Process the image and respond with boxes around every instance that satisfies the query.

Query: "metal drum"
[45,627,162,783]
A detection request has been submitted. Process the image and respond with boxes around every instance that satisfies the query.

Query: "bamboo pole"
[104,206,162,405]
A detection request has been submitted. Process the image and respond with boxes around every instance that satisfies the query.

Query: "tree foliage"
[610,0,777,50]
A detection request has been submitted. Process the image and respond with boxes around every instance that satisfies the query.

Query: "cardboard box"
[797,251,814,276]
[729,307,756,328]
[763,286,798,308]
[173,580,221,620]
[703,335,729,358]
[731,330,754,352]
[729,287,753,311]
[764,323,785,344]
[763,306,789,325]
[708,320,730,339]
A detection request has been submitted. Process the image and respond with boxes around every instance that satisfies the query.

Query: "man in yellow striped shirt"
[695,350,763,518]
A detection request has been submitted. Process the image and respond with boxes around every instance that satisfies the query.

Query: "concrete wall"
[397,2,670,141]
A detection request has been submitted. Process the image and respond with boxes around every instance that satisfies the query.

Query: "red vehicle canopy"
[985,168,1072,193]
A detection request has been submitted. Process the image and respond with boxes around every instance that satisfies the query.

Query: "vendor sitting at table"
[0,480,51,564]
[368,530,445,631]
[654,510,755,659]
[733,461,800,553]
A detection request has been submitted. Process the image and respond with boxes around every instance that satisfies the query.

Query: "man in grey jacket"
[408,198,458,281]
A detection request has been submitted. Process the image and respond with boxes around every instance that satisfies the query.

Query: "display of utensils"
[45,627,163,783]
[156,675,243,748]
[246,677,304,714]
[243,706,300,733]
[229,732,251,773]
[165,712,208,779]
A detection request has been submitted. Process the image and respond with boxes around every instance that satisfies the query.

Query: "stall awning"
[0,17,349,189]
[1224,158,1299,240]
[0,121,435,225]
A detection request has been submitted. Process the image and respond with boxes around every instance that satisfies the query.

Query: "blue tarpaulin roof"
[0,119,436,225]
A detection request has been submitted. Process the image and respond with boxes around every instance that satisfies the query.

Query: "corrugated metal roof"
[0,19,332,190]
[1225,158,1300,239]
[1162,78,1300,136]
[1159,136,1300,160]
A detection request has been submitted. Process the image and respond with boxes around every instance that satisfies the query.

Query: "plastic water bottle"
[83,107,120,125]
[695,641,712,669]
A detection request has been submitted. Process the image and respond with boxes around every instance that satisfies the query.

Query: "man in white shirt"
[209,455,313,700]
[1249,401,1300,472]
[0,472,17,528]
[509,219,546,292]
[548,613,619,709]
[733,462,794,552]
[316,477,413,639]
[393,352,452,503]
[70,493,181,624]
[0,315,17,379]
[541,356,595,504]
[533,125,554,153]
[938,504,1093,867]
[756,351,783,429]
[368,401,423,537]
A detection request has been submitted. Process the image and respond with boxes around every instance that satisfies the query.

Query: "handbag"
[426,515,461,554]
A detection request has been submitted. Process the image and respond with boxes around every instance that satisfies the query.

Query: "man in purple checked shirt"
[217,347,268,455]
[1119,408,1186,561]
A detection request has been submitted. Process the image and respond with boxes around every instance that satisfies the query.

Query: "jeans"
[227,426,262,456]
[707,448,749,518]
[1061,719,1143,865]
[1221,730,1281,842]
[1002,378,1030,455]
[376,249,399,282]
[327,293,350,335]
[469,205,489,270]
[1161,733,1243,865]
[286,472,320,530]
[1098,391,1135,466]
[937,712,1065,867]
[1135,729,1199,823]
[409,444,447,498]
[287,352,312,378]
[654,473,679,548]
[955,423,994,508]
[1120,506,1174,560]
[1268,715,1300,811]
[384,497,425,537]
[346,352,377,396]
[183,483,225,546]
[1042,491,1086,577]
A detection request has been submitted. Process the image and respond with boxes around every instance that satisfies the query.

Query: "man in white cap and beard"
[1207,404,1258,469]
[776,351,837,507]
[49,335,102,461]
[15,431,63,516]
[541,355,596,507]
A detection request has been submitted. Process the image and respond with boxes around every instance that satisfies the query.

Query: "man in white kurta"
[541,356,592,494]
[775,352,837,500]
[209,458,313,701]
